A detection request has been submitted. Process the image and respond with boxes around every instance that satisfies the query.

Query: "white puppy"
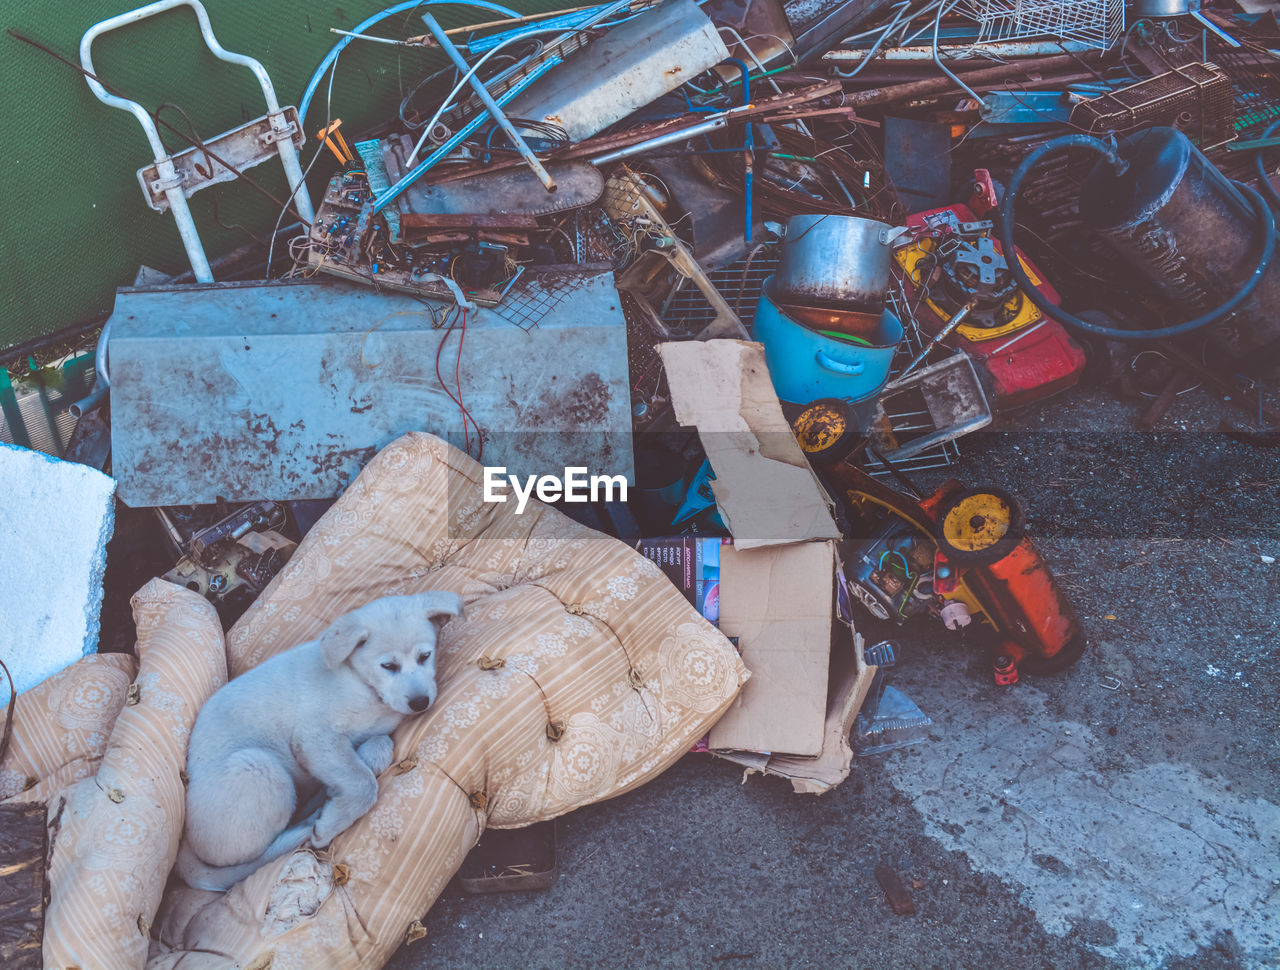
[176,591,464,891]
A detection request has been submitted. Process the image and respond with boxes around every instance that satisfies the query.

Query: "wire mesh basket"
[955,0,1125,50]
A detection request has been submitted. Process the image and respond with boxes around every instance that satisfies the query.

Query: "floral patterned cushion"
[1,652,137,807]
[137,432,748,969]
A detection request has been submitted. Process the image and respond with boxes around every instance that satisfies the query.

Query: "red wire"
[454,308,483,462]
[433,304,483,460]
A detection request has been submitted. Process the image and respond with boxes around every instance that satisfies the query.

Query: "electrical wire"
[433,303,483,459]
[268,55,338,277]
[405,26,570,164]
[399,62,456,129]
[298,0,521,126]
[831,0,926,78]
[932,0,984,103]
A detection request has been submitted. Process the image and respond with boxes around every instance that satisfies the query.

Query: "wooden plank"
[0,802,47,969]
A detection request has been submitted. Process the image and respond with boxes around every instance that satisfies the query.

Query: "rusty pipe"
[842,53,1102,108]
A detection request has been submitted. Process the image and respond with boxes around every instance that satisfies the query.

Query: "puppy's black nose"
[408,695,432,712]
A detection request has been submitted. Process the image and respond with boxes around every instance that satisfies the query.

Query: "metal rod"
[826,39,1097,60]
[589,114,729,164]
[725,57,752,245]
[374,59,558,212]
[897,299,977,377]
[420,13,557,193]
[410,2,604,41]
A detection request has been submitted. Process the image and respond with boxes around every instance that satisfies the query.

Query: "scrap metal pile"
[7,0,1280,755]
[4,0,1280,958]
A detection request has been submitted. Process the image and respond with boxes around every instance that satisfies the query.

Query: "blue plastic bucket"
[753,276,903,404]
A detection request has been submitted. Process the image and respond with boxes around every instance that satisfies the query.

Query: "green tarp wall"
[0,0,548,351]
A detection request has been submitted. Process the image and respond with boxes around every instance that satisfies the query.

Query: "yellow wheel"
[792,398,861,465]
[935,487,1025,565]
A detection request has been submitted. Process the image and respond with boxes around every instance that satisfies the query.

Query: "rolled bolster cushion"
[0,652,138,804]
[43,580,226,970]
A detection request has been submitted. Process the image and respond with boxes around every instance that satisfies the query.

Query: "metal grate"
[662,249,960,474]
[955,0,1124,50]
[490,269,581,332]
[1070,62,1235,145]
[1210,43,1280,134]
[0,379,82,457]
[662,250,778,333]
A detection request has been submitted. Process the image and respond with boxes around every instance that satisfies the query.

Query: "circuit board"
[302,171,518,307]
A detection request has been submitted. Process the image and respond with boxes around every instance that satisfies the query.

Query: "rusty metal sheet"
[504,0,730,142]
[108,271,632,507]
[384,143,605,217]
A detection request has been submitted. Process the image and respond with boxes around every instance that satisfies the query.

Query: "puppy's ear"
[320,616,371,669]
[417,590,465,624]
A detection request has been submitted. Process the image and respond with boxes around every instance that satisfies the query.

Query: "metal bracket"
[137,106,306,212]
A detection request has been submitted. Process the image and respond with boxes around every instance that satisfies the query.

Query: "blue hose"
[299,0,520,127]
[1254,118,1280,212]
[997,133,1277,342]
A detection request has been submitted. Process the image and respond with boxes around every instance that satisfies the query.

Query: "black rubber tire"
[791,398,863,466]
[1018,631,1088,675]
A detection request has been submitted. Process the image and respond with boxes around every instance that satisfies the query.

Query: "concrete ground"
[386,384,1280,970]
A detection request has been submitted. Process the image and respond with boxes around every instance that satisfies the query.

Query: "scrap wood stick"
[843,52,1104,107]
[767,107,879,125]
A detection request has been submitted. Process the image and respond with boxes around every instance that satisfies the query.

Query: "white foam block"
[0,443,115,697]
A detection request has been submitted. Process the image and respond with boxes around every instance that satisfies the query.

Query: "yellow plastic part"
[793,402,848,456]
[894,238,1044,342]
[941,491,1014,552]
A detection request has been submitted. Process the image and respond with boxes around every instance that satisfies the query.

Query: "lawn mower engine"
[841,478,1084,680]
[795,401,1084,682]
[892,181,1087,409]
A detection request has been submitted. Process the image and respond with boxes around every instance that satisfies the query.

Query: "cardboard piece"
[755,633,879,794]
[636,536,831,758]
[656,337,873,788]
[657,340,841,549]
[707,541,834,757]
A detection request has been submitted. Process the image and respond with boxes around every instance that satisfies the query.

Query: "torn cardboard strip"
[657,340,841,549]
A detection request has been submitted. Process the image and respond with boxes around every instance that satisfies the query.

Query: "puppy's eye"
[381,661,401,673]
[417,652,431,665]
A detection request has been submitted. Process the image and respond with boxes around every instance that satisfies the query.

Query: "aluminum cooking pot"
[1133,0,1192,16]
[775,214,910,309]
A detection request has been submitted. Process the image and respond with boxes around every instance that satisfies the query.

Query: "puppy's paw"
[309,821,335,850]
[356,735,395,776]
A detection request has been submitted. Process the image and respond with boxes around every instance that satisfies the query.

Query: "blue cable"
[299,0,520,127]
